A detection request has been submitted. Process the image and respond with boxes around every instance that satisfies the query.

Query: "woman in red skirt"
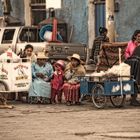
[63,54,86,106]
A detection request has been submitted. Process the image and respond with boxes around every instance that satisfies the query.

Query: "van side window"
[2,29,15,44]
[19,28,43,42]
[19,29,29,42]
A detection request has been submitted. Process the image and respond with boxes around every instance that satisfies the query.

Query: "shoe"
[51,101,56,105]
[87,59,96,64]
[130,100,140,106]
[75,102,81,105]
[0,104,14,109]
[57,101,62,104]
[66,101,71,106]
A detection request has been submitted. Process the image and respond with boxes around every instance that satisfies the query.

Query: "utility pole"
[24,0,32,26]
[87,0,95,63]
[106,0,115,42]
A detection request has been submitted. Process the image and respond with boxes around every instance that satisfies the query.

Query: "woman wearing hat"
[63,54,86,106]
[28,52,54,104]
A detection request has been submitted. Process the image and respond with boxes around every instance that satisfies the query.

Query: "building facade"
[0,0,140,43]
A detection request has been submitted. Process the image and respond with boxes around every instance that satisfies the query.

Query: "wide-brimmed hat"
[36,52,48,59]
[67,53,83,63]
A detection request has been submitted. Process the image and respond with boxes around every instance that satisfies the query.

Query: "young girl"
[51,60,65,104]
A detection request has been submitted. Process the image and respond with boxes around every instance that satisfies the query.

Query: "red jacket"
[51,71,64,91]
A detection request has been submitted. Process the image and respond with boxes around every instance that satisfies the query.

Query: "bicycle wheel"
[91,84,107,109]
[110,95,126,108]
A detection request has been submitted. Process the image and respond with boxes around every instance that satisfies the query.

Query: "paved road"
[0,101,140,140]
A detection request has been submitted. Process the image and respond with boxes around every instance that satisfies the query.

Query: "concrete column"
[0,17,6,27]
[106,0,115,42]
[24,0,32,26]
[87,0,95,63]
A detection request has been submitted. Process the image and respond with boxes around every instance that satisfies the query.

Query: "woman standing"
[63,54,86,106]
[90,27,109,64]
[125,30,140,106]
[28,52,54,104]
[125,30,140,59]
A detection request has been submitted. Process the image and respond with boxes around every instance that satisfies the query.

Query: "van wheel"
[0,82,7,92]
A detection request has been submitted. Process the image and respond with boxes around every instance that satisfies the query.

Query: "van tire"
[0,81,8,92]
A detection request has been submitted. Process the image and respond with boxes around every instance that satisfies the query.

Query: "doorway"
[95,1,105,36]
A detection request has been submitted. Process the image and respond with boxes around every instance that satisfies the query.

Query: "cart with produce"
[79,75,135,109]
[80,44,136,109]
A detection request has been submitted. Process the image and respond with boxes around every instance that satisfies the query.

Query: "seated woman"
[28,52,54,104]
[19,44,36,63]
[63,54,86,106]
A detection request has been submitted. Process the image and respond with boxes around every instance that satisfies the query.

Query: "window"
[19,27,42,42]
[30,0,46,25]
[2,29,15,44]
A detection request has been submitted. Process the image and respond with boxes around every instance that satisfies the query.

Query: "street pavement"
[0,100,140,140]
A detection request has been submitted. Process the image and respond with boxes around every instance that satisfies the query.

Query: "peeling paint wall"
[115,0,140,42]
[0,0,88,44]
[0,0,24,23]
[1,0,140,43]
[10,0,24,24]
[56,0,88,44]
[0,0,3,16]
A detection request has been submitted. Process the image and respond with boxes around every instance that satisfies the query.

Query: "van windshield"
[2,29,15,44]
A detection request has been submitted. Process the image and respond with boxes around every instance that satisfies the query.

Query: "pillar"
[24,0,32,26]
[106,0,115,42]
[87,0,95,63]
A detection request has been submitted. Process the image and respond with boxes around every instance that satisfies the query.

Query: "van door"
[16,26,46,54]
[0,27,19,54]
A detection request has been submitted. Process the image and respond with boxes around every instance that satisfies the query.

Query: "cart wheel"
[110,95,126,108]
[91,84,107,109]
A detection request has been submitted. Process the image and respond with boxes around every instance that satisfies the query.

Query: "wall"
[0,0,3,16]
[10,0,24,24]
[0,0,24,24]
[56,0,88,44]
[1,0,140,43]
[115,0,140,42]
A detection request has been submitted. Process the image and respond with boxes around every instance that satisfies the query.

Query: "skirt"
[63,83,80,102]
[29,79,51,103]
